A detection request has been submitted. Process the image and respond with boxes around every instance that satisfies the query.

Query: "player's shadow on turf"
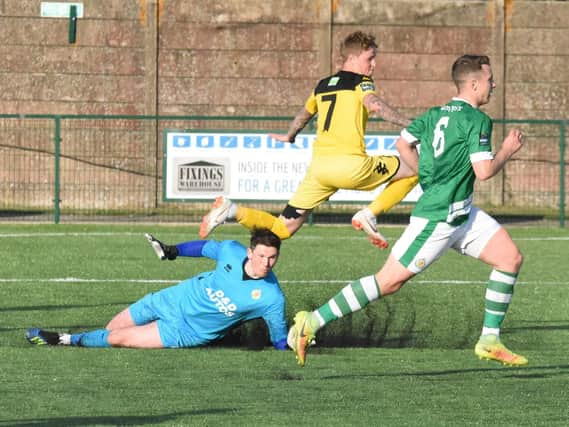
[0,409,233,426]
[507,322,569,332]
[321,364,569,380]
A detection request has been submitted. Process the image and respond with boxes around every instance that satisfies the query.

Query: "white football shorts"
[392,207,502,274]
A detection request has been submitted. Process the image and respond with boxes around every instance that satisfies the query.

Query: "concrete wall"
[0,0,567,121]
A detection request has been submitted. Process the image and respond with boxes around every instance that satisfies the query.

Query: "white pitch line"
[0,232,143,238]
[0,278,175,283]
[1,232,569,241]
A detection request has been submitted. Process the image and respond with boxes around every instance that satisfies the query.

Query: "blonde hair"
[340,31,377,61]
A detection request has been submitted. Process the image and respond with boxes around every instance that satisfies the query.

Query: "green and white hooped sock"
[481,269,517,337]
[314,275,381,327]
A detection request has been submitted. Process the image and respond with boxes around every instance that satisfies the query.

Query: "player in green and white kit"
[287,55,527,367]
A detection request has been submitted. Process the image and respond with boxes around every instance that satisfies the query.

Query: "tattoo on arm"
[365,94,411,127]
[287,108,314,142]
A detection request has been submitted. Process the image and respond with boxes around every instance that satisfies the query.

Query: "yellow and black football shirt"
[305,70,376,157]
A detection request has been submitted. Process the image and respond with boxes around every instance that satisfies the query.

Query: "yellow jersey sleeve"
[359,79,376,97]
[305,91,318,115]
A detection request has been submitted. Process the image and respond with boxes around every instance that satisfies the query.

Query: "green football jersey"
[402,98,494,224]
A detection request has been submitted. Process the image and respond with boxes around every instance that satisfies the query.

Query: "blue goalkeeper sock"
[71,329,111,348]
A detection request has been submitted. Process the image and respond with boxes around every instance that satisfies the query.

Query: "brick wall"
[0,0,567,119]
[0,0,567,214]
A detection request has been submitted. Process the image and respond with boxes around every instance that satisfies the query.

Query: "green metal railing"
[0,114,566,226]
[494,118,567,227]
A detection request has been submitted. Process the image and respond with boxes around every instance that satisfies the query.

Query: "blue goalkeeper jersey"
[148,240,287,346]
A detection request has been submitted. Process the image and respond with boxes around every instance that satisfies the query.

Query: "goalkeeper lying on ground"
[26,228,288,350]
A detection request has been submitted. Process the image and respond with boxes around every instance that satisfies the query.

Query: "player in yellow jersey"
[200,31,419,249]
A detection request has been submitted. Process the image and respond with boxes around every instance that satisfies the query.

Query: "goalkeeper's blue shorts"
[128,292,204,348]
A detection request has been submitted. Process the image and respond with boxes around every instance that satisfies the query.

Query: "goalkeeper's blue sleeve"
[273,338,288,350]
[176,240,208,257]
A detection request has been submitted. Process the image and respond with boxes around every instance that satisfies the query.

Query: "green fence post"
[54,116,61,224]
[560,120,566,228]
[68,5,77,44]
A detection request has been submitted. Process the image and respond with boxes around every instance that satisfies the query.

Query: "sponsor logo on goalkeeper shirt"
[207,288,237,317]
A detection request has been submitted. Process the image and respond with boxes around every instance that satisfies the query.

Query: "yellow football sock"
[236,207,291,240]
[368,175,419,216]
[269,217,292,240]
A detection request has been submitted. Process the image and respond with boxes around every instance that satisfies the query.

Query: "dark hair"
[451,55,491,89]
[340,31,378,61]
[250,228,281,251]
